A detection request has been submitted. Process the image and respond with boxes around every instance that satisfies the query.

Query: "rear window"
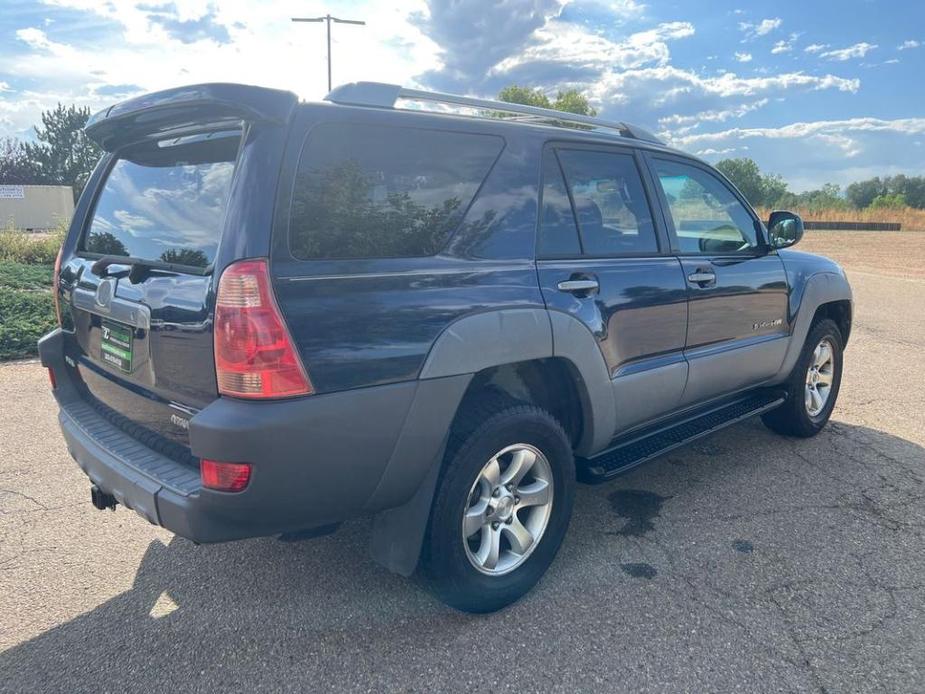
[289,123,503,260]
[81,133,239,269]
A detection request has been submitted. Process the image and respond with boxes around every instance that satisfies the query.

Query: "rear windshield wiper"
[89,255,212,279]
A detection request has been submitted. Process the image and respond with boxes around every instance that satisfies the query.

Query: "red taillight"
[201,459,252,492]
[52,245,63,326]
[213,258,312,399]
[47,367,56,390]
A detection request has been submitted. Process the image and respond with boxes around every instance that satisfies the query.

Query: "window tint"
[82,133,239,269]
[653,159,758,254]
[537,151,581,257]
[556,149,658,256]
[290,123,503,259]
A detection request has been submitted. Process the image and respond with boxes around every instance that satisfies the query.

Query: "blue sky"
[1,0,923,190]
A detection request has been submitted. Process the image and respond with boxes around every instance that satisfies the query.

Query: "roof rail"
[324,82,663,145]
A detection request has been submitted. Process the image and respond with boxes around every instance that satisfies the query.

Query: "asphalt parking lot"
[1,233,923,692]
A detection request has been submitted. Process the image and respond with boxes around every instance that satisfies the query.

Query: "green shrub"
[0,287,57,360]
[0,261,54,290]
[0,222,66,265]
[869,193,907,210]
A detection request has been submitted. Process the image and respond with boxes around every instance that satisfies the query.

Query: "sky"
[1,0,923,191]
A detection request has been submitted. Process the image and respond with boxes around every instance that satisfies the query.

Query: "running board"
[577,391,786,483]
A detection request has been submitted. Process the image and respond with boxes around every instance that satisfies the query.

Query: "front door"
[536,145,689,438]
[647,155,790,406]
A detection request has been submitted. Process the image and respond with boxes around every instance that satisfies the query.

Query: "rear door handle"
[687,270,716,286]
[557,279,599,294]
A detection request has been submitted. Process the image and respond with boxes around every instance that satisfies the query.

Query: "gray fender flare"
[776,271,853,380]
[370,307,613,576]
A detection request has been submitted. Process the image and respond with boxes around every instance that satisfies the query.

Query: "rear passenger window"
[289,123,503,259]
[538,151,581,257]
[556,149,658,256]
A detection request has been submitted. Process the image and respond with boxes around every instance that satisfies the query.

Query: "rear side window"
[537,151,581,257]
[289,123,503,260]
[555,149,658,256]
[82,133,239,269]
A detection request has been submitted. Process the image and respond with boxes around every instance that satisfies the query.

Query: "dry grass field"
[757,207,925,232]
[798,231,925,280]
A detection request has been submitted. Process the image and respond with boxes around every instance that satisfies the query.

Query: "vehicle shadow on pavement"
[1,420,923,692]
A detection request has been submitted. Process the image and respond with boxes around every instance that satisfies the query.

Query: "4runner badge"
[753,318,783,330]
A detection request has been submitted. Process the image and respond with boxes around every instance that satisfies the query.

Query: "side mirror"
[767,210,804,249]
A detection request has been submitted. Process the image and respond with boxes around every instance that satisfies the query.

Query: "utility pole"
[291,13,366,93]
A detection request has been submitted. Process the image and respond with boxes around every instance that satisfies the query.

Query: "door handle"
[557,278,599,295]
[687,270,716,286]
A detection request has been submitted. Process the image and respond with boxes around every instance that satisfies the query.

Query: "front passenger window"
[652,159,758,254]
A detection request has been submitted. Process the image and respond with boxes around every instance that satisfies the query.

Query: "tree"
[715,158,766,206]
[845,177,885,209]
[714,157,796,207]
[23,103,102,201]
[497,85,552,109]
[497,85,598,116]
[761,173,788,207]
[550,89,597,116]
[160,248,209,268]
[869,193,907,209]
[84,231,128,256]
[0,138,38,184]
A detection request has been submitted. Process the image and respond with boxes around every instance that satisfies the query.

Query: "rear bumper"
[40,329,469,543]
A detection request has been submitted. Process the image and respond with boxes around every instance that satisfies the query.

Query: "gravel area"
[1,235,923,692]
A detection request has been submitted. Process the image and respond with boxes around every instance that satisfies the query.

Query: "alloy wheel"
[462,443,554,576]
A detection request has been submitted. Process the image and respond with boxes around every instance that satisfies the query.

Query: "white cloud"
[588,66,859,133]
[605,0,647,13]
[675,116,925,146]
[734,52,753,62]
[493,20,695,75]
[739,18,782,40]
[820,42,877,61]
[0,0,441,138]
[695,147,738,156]
[898,40,920,50]
[659,99,769,130]
[804,43,828,54]
[670,116,925,189]
[771,34,798,54]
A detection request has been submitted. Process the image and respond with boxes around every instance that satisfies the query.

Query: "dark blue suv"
[40,82,852,612]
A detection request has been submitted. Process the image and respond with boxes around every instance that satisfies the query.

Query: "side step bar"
[577,391,786,483]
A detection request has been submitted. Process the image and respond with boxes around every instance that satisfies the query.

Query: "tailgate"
[64,132,239,446]
[56,84,297,450]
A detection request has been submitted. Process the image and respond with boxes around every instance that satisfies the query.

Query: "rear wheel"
[762,318,843,437]
[423,404,574,613]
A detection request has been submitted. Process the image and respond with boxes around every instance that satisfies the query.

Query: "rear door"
[61,131,241,445]
[646,154,790,406]
[536,144,689,436]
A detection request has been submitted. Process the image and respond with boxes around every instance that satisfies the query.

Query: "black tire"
[762,318,844,437]
[422,402,575,613]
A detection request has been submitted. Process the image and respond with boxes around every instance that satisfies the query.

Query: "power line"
[291,14,366,93]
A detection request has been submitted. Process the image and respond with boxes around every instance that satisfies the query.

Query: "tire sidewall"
[796,320,844,430]
[426,408,575,611]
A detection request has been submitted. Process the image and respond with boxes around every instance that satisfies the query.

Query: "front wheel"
[762,318,844,437]
[422,404,575,613]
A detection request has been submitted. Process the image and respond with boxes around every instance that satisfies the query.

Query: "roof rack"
[323,82,663,145]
